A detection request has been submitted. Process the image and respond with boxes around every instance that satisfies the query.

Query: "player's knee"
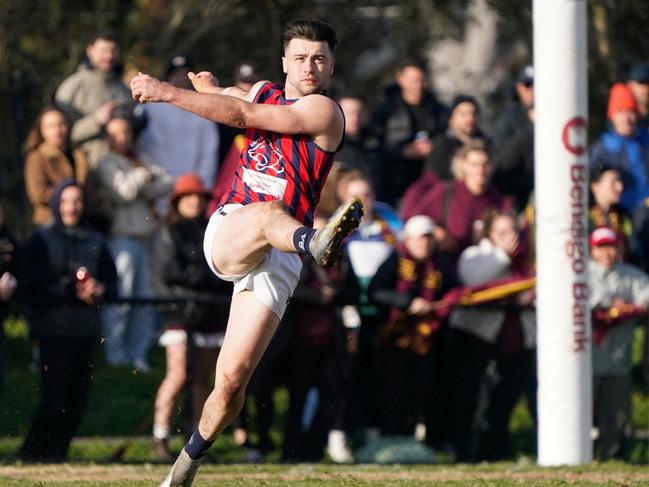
[265,200,288,223]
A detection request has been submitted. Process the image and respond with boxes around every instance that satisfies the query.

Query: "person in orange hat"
[590,82,649,212]
[150,173,233,461]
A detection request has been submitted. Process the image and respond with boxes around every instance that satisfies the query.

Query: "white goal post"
[534,0,593,465]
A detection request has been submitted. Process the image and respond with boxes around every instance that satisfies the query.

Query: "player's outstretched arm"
[131,72,342,141]
[188,71,264,102]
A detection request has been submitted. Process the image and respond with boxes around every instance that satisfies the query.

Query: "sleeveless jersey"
[221,82,340,227]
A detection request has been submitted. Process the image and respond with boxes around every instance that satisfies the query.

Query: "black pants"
[281,343,343,462]
[433,329,492,461]
[21,336,95,462]
[376,343,434,436]
[478,349,536,460]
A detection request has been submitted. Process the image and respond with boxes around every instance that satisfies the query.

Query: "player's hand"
[130,72,169,104]
[188,71,220,94]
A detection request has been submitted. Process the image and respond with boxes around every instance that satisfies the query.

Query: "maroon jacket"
[404,180,511,258]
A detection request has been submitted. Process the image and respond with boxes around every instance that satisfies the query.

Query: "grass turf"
[3,463,649,486]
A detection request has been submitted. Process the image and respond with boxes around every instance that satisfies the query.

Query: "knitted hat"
[607,83,637,119]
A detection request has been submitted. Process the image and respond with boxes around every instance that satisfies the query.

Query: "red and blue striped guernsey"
[221,82,341,227]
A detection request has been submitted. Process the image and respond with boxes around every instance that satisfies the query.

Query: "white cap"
[403,215,435,237]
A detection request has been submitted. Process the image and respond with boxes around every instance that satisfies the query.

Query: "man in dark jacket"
[20,180,117,462]
[367,61,447,205]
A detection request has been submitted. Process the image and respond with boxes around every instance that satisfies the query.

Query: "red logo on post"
[562,117,588,156]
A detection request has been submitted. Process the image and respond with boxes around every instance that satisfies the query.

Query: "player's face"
[59,186,84,227]
[282,39,334,97]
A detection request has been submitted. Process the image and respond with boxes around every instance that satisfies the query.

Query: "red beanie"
[607,83,637,119]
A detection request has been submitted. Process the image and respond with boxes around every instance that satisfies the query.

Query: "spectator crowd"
[2,29,649,465]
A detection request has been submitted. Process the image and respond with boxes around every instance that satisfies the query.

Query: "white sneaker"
[310,198,364,266]
[159,448,203,487]
[327,430,354,464]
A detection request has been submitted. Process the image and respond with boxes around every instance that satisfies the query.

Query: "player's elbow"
[234,104,255,129]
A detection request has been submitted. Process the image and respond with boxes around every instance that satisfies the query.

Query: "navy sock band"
[185,430,214,459]
[292,227,316,255]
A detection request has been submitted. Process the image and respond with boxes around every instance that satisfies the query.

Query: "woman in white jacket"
[97,115,173,370]
[442,210,535,461]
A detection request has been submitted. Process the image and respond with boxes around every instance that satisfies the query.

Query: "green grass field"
[2,316,649,484]
[3,462,649,486]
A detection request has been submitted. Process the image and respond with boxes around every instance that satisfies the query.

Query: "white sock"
[153,424,170,441]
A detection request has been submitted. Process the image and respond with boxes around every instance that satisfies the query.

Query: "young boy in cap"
[589,226,649,460]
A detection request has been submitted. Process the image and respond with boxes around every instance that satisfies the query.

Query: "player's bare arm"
[187,71,265,101]
[131,74,343,150]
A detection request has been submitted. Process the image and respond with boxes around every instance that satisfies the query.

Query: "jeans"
[102,236,156,366]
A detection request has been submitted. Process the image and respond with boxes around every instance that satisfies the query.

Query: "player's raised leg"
[211,198,364,278]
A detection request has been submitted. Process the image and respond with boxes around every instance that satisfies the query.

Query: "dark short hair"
[282,19,337,52]
[590,161,620,182]
[88,29,119,46]
[397,59,428,75]
[451,94,481,115]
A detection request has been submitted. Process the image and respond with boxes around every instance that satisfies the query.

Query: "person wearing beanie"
[590,82,649,212]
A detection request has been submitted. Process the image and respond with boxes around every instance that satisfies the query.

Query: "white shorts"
[203,203,302,319]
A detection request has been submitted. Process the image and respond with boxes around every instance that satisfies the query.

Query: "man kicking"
[130,19,362,486]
